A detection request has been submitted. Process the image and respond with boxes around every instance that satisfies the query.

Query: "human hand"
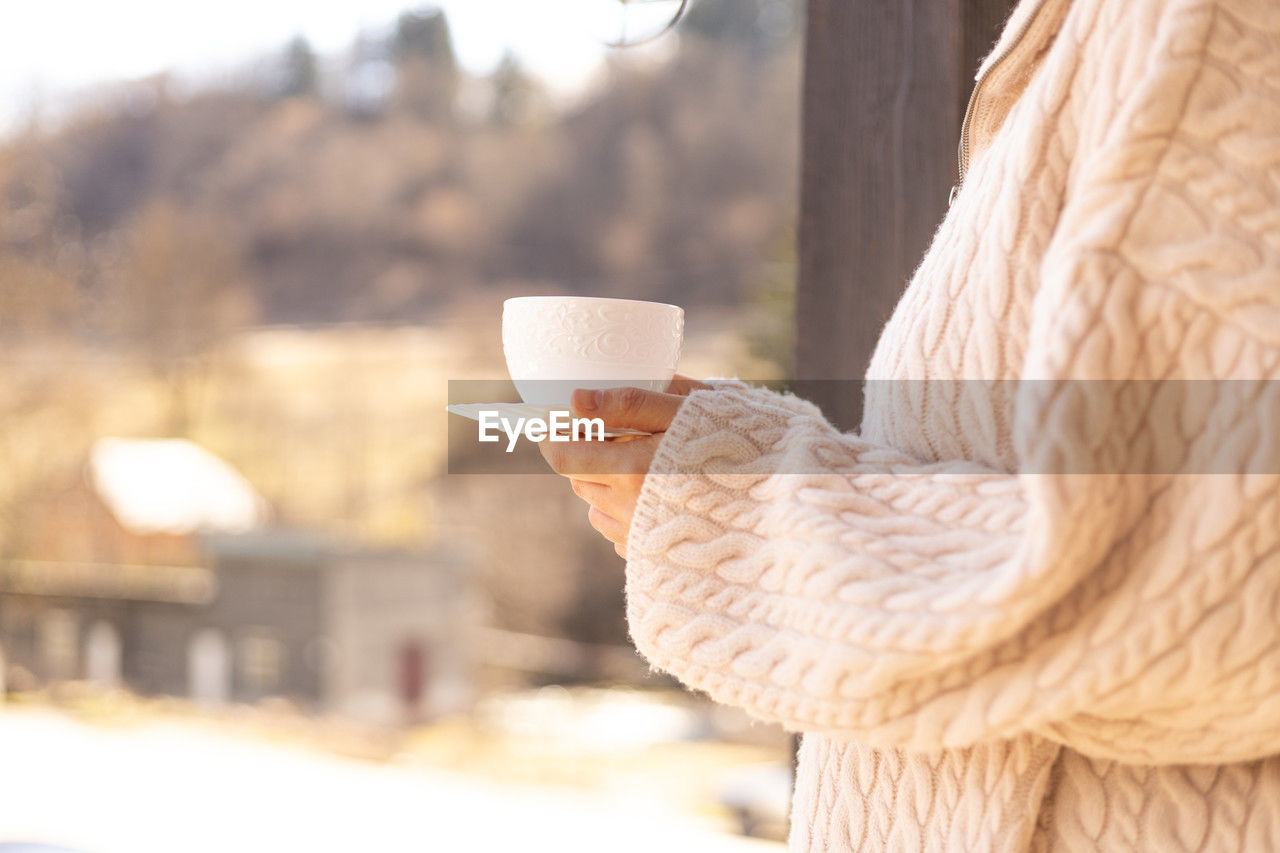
[666,373,711,395]
[539,385,689,559]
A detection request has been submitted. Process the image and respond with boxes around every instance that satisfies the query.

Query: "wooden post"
[794,0,1016,430]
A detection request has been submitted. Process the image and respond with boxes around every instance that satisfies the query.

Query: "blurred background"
[0,1,800,850]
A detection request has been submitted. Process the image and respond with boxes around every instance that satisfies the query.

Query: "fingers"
[587,506,629,547]
[540,433,657,480]
[667,374,711,395]
[572,479,636,557]
[570,478,636,524]
[539,385,675,560]
[571,386,684,433]
[570,477,604,503]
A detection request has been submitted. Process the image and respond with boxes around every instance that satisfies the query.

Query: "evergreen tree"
[488,52,540,126]
[391,8,458,121]
[280,35,318,98]
[682,0,797,56]
[392,8,456,68]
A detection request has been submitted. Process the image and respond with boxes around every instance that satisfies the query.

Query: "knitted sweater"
[624,0,1280,849]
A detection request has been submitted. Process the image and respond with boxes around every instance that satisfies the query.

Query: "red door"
[397,640,430,719]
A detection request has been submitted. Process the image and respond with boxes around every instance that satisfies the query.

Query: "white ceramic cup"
[503,296,684,406]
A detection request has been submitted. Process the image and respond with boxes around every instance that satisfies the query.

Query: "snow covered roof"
[89,438,268,535]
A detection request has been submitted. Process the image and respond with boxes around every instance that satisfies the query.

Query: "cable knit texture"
[624,0,1280,849]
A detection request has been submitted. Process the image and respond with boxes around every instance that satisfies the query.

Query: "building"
[0,437,477,724]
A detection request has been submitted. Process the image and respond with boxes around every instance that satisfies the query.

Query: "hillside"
[1,4,800,333]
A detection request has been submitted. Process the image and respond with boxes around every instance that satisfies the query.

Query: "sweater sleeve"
[624,0,1280,765]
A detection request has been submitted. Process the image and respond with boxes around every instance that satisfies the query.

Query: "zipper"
[950,0,1052,205]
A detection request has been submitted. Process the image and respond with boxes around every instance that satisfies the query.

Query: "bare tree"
[0,144,80,339]
[106,199,255,434]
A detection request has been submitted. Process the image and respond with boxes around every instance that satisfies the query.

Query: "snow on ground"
[0,708,783,853]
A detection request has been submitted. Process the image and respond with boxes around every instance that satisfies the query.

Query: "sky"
[0,0,686,132]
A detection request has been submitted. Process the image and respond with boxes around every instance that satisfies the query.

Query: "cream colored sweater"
[625,0,1280,848]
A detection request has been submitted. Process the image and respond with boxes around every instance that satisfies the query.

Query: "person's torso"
[799,0,1280,849]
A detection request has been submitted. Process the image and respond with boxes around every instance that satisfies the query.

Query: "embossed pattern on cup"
[503,297,684,405]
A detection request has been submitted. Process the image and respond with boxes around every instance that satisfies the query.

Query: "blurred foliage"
[392,8,458,120]
[0,5,798,329]
[684,0,799,54]
[487,51,544,127]
[392,7,457,67]
[279,37,319,100]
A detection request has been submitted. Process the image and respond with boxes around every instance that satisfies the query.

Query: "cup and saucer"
[447,296,685,440]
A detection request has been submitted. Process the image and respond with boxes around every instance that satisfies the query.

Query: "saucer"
[447,403,651,438]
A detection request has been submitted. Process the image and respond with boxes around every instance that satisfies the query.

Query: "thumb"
[571,386,685,433]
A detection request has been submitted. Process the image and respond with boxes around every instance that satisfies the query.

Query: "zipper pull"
[948,185,958,206]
